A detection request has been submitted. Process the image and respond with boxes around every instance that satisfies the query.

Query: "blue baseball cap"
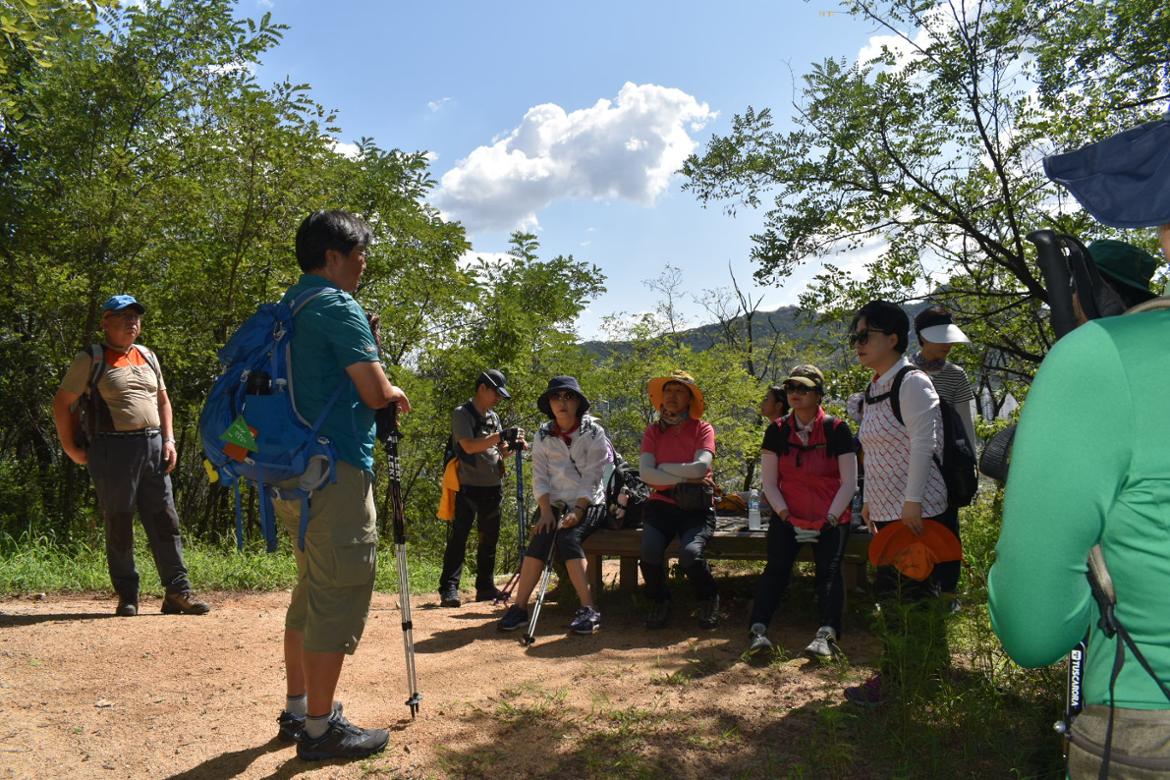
[100,294,146,314]
[1043,112,1170,229]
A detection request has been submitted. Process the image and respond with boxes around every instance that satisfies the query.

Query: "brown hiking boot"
[162,590,210,615]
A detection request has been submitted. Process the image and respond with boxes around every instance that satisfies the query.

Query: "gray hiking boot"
[804,626,838,660]
[748,623,773,655]
[296,710,388,761]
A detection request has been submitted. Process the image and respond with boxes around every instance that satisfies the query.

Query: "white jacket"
[531,415,612,506]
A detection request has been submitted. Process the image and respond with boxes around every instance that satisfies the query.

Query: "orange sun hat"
[868,520,962,581]
[647,370,705,419]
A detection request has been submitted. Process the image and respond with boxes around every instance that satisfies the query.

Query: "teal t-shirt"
[988,307,1170,709]
[282,274,380,472]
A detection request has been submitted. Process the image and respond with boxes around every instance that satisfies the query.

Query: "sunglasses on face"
[549,391,577,402]
[848,328,892,346]
[783,383,819,395]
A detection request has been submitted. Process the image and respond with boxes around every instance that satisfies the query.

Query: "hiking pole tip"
[406,692,421,719]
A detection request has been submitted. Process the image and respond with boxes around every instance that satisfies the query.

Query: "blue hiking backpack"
[200,288,347,552]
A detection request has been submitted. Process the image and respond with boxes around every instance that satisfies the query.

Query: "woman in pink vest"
[747,365,857,659]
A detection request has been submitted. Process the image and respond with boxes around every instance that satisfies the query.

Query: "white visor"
[919,323,969,344]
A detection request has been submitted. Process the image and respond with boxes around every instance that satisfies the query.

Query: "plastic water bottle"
[748,489,762,531]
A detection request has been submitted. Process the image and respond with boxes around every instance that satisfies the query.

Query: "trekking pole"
[382,404,422,719]
[495,445,528,605]
[520,509,562,648]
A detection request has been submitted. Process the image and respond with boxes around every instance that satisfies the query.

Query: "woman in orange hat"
[747,364,857,660]
[638,370,720,630]
[844,300,955,706]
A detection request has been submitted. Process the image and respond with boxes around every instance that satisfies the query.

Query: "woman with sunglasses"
[747,365,857,659]
[845,300,952,705]
[497,376,611,635]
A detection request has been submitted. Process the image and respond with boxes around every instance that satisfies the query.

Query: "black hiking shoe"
[439,590,461,608]
[277,701,343,743]
[697,595,721,629]
[475,587,505,602]
[296,712,388,762]
[161,590,210,615]
[498,605,528,632]
[644,600,671,629]
[116,596,138,617]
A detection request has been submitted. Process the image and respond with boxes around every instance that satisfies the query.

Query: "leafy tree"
[682,0,1169,395]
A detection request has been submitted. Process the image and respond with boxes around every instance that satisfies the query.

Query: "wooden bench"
[581,515,871,598]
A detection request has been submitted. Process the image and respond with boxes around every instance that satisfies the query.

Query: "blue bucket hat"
[1043,112,1170,229]
[101,294,146,314]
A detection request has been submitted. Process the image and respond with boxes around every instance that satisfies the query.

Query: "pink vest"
[775,409,851,530]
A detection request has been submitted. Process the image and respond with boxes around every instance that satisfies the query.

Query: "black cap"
[478,369,510,398]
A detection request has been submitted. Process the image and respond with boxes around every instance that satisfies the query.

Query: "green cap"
[1087,239,1159,298]
[783,364,825,392]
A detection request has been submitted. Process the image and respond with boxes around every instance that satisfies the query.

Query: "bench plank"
[582,516,871,598]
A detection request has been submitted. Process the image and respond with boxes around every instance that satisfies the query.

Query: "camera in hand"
[500,427,523,450]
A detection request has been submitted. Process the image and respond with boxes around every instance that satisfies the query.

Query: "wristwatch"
[825,513,839,527]
[164,437,176,444]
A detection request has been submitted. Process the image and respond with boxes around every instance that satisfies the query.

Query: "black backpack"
[864,365,979,507]
[603,445,651,529]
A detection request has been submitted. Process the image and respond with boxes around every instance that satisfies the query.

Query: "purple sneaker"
[569,607,601,635]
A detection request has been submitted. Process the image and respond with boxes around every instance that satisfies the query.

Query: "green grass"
[0,531,443,596]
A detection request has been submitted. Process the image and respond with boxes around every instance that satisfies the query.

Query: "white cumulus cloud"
[329,140,362,160]
[436,82,715,232]
[857,2,960,73]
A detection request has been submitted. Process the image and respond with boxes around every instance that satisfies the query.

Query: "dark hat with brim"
[478,369,510,399]
[101,294,145,314]
[1043,113,1170,229]
[537,376,590,418]
[1088,239,1159,301]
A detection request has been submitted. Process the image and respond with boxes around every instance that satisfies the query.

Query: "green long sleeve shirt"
[989,308,1170,709]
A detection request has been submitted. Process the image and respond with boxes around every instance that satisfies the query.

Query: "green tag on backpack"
[220,414,259,452]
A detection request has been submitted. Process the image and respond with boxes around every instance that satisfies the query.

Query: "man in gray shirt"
[438,370,525,606]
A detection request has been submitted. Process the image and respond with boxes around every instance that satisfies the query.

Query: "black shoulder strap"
[864,366,915,425]
[821,415,844,455]
[132,344,162,385]
[85,344,106,395]
[775,417,792,456]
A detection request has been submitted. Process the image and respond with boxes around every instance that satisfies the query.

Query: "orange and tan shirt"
[59,345,166,431]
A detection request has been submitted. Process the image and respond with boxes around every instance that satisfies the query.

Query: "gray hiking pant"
[87,431,191,600]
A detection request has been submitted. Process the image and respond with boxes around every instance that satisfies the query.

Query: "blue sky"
[249,0,883,339]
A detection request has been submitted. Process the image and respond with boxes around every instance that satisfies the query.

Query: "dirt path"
[0,569,881,779]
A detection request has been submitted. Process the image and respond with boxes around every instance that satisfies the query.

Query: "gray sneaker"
[804,626,838,660]
[748,623,773,655]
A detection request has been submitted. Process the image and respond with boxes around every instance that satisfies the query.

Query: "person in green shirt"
[988,238,1170,775]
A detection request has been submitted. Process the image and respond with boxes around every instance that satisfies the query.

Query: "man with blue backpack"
[267,210,411,761]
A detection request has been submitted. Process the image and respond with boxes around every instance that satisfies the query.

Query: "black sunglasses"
[783,382,819,395]
[848,328,892,346]
[548,391,578,402]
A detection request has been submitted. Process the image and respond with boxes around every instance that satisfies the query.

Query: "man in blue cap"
[52,294,209,618]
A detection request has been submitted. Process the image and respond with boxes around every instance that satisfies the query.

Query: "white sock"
[304,712,331,739]
[286,694,307,717]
